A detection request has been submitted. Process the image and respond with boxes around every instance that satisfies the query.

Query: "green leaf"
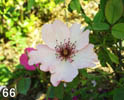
[54,83,64,99]
[98,48,110,67]
[7,7,15,13]
[79,69,87,77]
[16,64,24,69]
[46,84,64,100]
[105,0,123,24]
[17,78,31,95]
[92,23,110,30]
[80,88,88,99]
[66,77,80,92]
[82,13,92,24]
[112,23,124,39]
[46,86,55,99]
[107,50,119,64]
[100,0,107,12]
[54,0,64,4]
[104,33,116,46]
[0,65,12,84]
[89,34,101,45]
[93,10,105,23]
[68,0,81,13]
[113,88,124,100]
[63,93,72,100]
[28,0,35,10]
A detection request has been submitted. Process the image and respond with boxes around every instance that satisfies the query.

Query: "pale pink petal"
[50,74,61,87]
[52,20,70,42]
[50,62,78,86]
[40,63,50,72]
[42,20,70,49]
[28,44,58,70]
[70,23,90,50]
[42,24,56,49]
[72,44,98,69]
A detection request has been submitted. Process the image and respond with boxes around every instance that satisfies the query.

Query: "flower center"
[61,48,70,58]
[63,49,68,56]
[55,39,76,62]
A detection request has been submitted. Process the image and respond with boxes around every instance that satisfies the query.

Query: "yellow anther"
[63,49,68,56]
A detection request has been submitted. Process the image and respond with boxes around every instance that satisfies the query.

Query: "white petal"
[40,64,49,72]
[28,44,58,68]
[42,24,56,49]
[70,23,90,50]
[50,61,78,87]
[42,20,70,49]
[72,44,98,69]
[50,74,61,87]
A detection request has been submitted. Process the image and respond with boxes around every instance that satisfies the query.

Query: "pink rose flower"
[20,48,39,71]
[28,20,98,86]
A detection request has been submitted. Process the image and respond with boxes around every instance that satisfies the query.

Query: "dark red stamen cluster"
[55,39,76,62]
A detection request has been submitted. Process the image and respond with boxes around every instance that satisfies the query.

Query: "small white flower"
[28,20,98,86]
[64,83,67,87]
[91,80,97,87]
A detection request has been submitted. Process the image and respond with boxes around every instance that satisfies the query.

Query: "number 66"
[2,88,16,97]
